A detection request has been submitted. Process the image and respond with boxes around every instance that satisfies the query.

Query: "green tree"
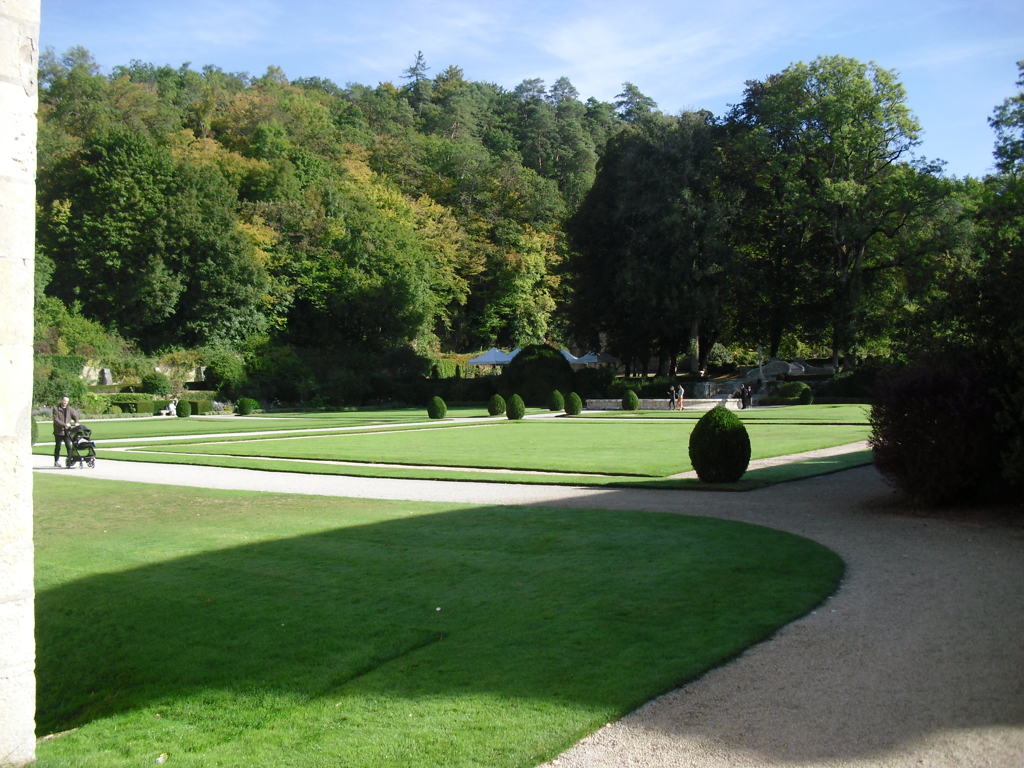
[743,57,943,368]
[566,111,736,373]
[614,82,658,123]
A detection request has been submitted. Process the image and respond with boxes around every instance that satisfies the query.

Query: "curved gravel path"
[34,458,1024,767]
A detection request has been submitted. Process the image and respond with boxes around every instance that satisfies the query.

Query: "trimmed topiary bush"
[622,389,640,411]
[237,397,259,415]
[31,417,38,446]
[548,390,564,411]
[487,393,506,416]
[507,394,525,420]
[565,392,583,416]
[688,405,751,483]
[427,396,448,419]
[176,399,192,418]
[799,387,814,405]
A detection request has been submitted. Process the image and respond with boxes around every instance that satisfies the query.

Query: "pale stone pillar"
[0,0,40,765]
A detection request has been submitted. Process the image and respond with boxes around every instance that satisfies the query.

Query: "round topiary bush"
[427,395,448,419]
[507,394,526,420]
[31,416,38,446]
[487,393,506,416]
[688,405,751,483]
[622,389,640,411]
[798,386,814,405]
[548,390,565,411]
[176,399,192,418]
[237,397,258,415]
[140,371,173,396]
[565,392,583,416]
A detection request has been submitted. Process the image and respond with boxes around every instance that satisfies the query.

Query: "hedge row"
[81,393,217,415]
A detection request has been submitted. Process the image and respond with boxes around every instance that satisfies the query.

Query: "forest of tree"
[33,47,1024,396]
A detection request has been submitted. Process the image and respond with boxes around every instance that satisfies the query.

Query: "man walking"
[52,395,80,468]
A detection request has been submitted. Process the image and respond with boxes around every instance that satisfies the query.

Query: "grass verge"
[35,474,843,767]
[122,420,869,477]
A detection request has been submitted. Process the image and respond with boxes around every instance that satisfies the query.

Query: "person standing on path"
[51,395,80,468]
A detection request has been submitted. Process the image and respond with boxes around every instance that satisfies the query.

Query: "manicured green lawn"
[34,474,843,768]
[138,419,869,477]
[35,406,513,442]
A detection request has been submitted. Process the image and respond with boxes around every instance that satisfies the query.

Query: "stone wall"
[0,0,40,764]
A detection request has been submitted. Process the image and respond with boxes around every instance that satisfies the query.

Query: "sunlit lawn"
[137,419,869,477]
[34,406,517,442]
[34,474,843,768]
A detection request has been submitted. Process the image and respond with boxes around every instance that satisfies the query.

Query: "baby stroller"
[67,424,97,469]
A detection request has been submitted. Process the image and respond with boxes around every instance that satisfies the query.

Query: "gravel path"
[33,457,1024,767]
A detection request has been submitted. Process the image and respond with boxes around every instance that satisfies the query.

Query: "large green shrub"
[204,351,247,398]
[236,397,259,415]
[139,371,172,395]
[688,406,751,483]
[547,390,564,411]
[507,394,525,420]
[501,345,574,406]
[176,399,192,418]
[799,387,814,405]
[33,367,88,407]
[487,393,506,416]
[427,396,448,419]
[622,389,640,411]
[870,367,1002,505]
[565,392,583,416]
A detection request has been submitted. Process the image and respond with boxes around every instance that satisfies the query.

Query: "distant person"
[676,383,685,410]
[168,398,178,417]
[667,384,676,411]
[51,395,80,468]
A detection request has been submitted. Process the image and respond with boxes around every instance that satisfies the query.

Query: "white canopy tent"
[467,347,517,366]
[574,351,620,365]
[559,348,581,363]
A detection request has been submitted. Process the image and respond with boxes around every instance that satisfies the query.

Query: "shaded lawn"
[138,419,870,477]
[34,474,843,768]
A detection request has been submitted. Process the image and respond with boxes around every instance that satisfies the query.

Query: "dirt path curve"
[33,459,1024,767]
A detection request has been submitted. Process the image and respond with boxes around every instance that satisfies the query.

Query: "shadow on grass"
[36,505,842,737]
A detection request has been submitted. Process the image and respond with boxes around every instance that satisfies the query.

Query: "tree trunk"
[689,317,700,374]
[656,342,671,377]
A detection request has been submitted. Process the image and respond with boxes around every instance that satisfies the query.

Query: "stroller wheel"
[87,458,95,469]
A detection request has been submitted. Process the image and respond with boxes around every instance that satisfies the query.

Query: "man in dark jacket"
[51,395,80,468]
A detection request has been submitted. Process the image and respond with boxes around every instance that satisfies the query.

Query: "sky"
[39,0,1024,179]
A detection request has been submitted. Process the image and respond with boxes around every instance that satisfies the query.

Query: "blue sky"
[40,0,1023,178]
